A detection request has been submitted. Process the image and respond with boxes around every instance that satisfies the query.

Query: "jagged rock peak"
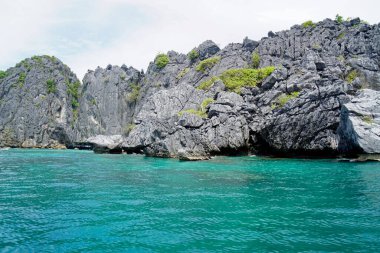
[196,40,220,60]
[0,55,80,148]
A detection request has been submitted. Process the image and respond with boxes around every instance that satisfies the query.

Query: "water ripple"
[0,149,380,252]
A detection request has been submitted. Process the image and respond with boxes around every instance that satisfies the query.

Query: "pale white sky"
[1,0,379,79]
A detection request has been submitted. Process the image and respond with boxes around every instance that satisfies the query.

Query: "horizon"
[1,0,379,79]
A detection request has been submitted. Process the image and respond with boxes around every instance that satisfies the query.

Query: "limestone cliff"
[1,17,379,159]
[0,56,79,148]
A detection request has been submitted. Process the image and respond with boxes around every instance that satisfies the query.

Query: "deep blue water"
[0,149,380,252]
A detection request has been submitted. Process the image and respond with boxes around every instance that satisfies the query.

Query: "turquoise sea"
[0,149,380,252]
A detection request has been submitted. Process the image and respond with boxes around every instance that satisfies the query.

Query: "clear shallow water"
[0,149,380,252]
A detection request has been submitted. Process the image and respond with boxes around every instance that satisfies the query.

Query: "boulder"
[197,40,220,60]
[178,113,204,128]
[87,135,124,153]
[178,149,210,161]
[338,89,380,154]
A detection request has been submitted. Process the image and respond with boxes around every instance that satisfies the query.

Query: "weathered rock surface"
[1,17,380,159]
[87,135,123,153]
[73,65,142,141]
[338,89,380,154]
[178,149,211,161]
[119,17,380,158]
[0,56,80,148]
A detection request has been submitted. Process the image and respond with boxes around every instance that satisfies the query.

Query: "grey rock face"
[178,149,211,161]
[73,65,141,141]
[259,86,347,156]
[0,56,80,148]
[178,113,204,128]
[120,17,380,158]
[338,89,380,154]
[242,37,259,50]
[87,134,123,153]
[2,17,380,159]
[197,40,220,60]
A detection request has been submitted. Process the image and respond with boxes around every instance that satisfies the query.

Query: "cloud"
[1,0,380,79]
[0,1,61,66]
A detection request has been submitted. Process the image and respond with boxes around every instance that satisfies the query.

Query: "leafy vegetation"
[196,56,221,73]
[154,53,169,69]
[176,67,190,80]
[127,83,140,102]
[219,66,275,93]
[178,109,207,118]
[18,72,26,88]
[197,76,220,90]
[67,80,80,123]
[362,115,374,124]
[275,91,300,108]
[46,79,57,94]
[49,55,57,63]
[302,20,316,28]
[335,14,344,24]
[90,98,97,106]
[337,32,345,40]
[188,49,199,62]
[337,55,345,63]
[312,44,322,50]
[32,55,44,65]
[346,70,358,83]
[0,127,15,143]
[72,109,78,123]
[0,70,7,79]
[31,55,57,64]
[178,98,215,118]
[124,123,136,135]
[201,98,215,112]
[251,52,260,69]
[66,80,81,108]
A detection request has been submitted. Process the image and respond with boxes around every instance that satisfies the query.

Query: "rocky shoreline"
[1,17,379,161]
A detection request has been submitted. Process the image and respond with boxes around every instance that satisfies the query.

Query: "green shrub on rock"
[154,53,169,69]
[345,70,358,83]
[335,14,344,24]
[196,56,220,73]
[176,68,190,80]
[337,32,345,40]
[18,72,26,88]
[220,66,275,93]
[0,70,7,79]
[178,109,207,118]
[46,79,57,94]
[302,20,316,28]
[276,91,300,108]
[188,49,199,62]
[127,83,140,102]
[66,80,81,108]
[201,98,215,112]
[197,76,220,90]
[362,115,374,124]
[251,52,260,69]
[72,109,78,123]
[31,55,43,65]
[124,123,136,135]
